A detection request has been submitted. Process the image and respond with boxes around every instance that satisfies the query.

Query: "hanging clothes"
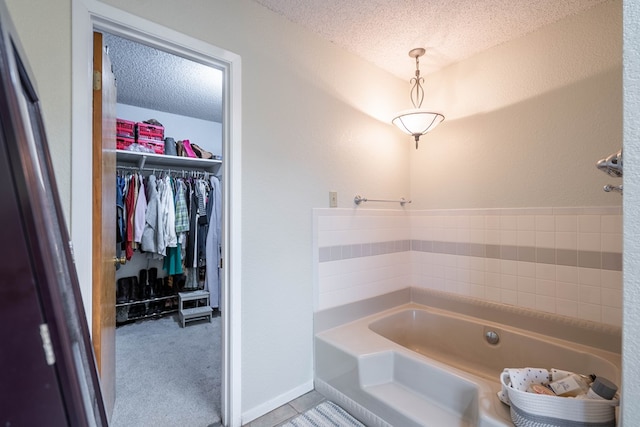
[184,182,198,268]
[115,175,126,266]
[163,244,183,275]
[133,174,147,243]
[205,175,222,308]
[117,167,220,298]
[174,179,189,233]
[196,178,209,269]
[124,174,138,260]
[141,174,162,257]
[173,179,189,275]
[159,175,177,253]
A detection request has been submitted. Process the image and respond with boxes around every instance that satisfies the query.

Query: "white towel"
[497,367,551,406]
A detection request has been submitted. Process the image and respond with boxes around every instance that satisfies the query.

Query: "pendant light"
[392,48,444,149]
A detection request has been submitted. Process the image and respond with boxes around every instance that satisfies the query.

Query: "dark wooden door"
[0,133,68,425]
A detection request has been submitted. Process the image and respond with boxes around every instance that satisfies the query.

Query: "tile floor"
[242,390,327,427]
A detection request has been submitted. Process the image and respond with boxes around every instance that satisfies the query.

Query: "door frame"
[71,1,243,425]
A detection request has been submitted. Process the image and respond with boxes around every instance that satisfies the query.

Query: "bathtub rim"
[317,302,621,375]
[314,287,621,354]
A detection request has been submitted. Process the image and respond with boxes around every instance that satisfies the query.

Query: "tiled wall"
[314,206,622,327]
[410,207,622,326]
[313,209,411,311]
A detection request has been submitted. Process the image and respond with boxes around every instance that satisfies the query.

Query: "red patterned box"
[136,122,164,142]
[116,119,135,139]
[138,137,164,155]
[116,136,135,150]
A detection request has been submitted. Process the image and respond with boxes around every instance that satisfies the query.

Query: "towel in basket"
[499,369,618,427]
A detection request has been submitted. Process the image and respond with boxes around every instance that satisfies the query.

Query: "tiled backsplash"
[314,207,622,327]
[313,209,411,311]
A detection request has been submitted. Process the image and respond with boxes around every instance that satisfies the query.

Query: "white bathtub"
[314,302,621,427]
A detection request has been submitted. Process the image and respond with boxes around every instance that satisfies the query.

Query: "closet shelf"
[116,149,221,173]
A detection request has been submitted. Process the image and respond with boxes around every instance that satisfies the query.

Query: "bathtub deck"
[365,382,475,427]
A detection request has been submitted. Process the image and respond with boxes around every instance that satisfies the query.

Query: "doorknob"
[113,256,126,266]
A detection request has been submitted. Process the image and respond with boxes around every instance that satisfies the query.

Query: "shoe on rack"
[128,302,145,318]
[175,274,186,292]
[191,143,213,159]
[148,267,158,298]
[116,306,129,323]
[129,276,141,301]
[156,278,165,298]
[116,277,129,304]
[181,139,197,158]
[139,269,149,300]
[166,275,175,295]
[176,140,185,157]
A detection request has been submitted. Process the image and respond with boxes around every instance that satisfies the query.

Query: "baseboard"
[241,380,314,424]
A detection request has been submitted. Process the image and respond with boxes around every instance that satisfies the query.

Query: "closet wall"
[117,104,222,156]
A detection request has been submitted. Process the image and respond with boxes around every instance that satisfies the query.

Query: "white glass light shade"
[392,109,445,137]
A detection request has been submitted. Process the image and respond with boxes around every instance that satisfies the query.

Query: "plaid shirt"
[174,179,190,233]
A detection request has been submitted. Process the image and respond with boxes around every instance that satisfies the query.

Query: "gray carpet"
[110,313,222,427]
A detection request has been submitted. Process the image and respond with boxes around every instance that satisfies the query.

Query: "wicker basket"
[500,372,618,427]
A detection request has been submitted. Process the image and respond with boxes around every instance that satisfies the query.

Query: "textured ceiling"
[103,1,607,122]
[103,33,223,123]
[251,0,609,79]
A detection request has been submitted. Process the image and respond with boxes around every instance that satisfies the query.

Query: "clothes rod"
[354,194,412,206]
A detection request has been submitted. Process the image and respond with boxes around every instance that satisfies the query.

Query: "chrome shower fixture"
[603,184,623,194]
[596,149,622,177]
[596,149,622,195]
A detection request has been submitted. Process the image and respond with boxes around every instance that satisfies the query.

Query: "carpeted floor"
[110,313,222,427]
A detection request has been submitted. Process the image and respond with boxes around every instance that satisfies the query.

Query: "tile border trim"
[318,239,622,271]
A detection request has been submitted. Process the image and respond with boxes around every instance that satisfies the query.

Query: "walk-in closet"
[101,32,224,426]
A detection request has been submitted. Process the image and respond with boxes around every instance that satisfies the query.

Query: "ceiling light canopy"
[392,48,444,149]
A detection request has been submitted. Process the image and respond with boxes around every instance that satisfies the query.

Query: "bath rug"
[281,401,365,427]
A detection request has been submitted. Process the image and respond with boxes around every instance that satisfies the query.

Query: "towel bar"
[354,194,411,206]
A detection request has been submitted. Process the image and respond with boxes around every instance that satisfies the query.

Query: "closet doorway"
[91,28,231,426]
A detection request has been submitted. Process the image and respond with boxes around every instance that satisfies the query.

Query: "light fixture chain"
[409,55,424,109]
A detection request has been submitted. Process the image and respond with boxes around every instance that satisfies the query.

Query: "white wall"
[409,0,622,209]
[5,0,71,224]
